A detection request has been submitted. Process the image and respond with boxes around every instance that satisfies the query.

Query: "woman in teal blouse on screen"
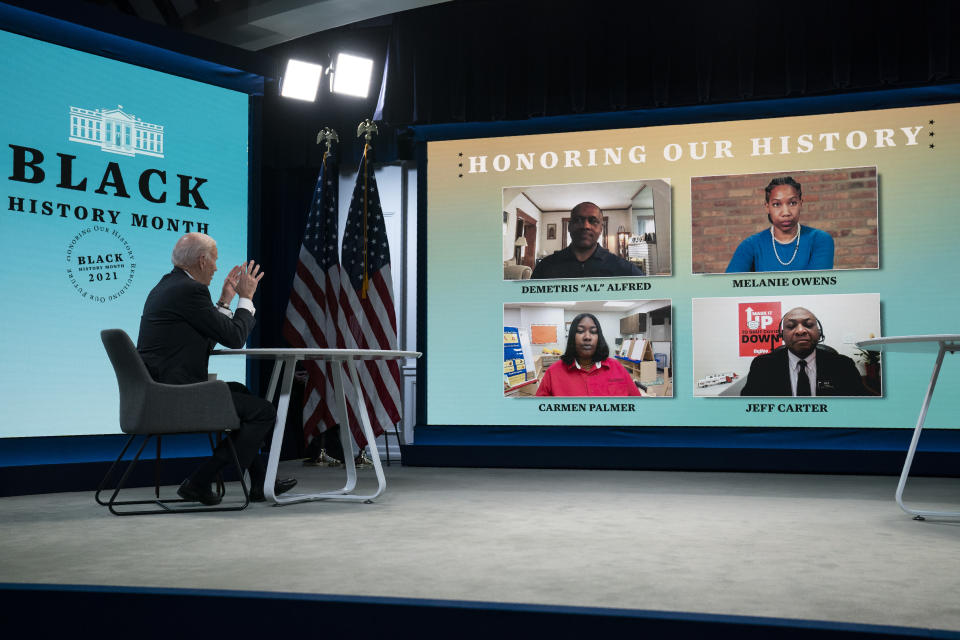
[726,176,834,273]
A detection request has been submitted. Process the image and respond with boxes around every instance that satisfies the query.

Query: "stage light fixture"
[330,53,374,98]
[280,59,323,101]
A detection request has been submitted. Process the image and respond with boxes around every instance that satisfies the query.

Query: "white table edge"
[856,335,960,349]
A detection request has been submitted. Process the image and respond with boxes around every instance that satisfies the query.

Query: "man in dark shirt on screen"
[531,202,644,279]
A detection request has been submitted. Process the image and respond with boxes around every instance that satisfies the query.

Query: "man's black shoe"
[249,477,298,502]
[177,479,222,506]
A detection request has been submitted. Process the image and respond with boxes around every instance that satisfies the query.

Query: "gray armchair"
[504,260,532,280]
[96,329,250,515]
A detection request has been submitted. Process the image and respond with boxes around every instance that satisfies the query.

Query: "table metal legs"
[896,343,960,520]
[262,357,386,505]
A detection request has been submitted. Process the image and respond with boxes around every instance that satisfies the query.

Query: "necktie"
[796,359,811,397]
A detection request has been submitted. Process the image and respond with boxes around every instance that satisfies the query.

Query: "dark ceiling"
[81,0,449,50]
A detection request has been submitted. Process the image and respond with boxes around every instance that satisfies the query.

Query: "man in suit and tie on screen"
[741,307,870,397]
[137,232,296,505]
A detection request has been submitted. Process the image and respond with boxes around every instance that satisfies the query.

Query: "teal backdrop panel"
[0,29,249,438]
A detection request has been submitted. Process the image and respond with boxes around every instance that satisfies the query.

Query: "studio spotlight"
[280,59,324,101]
[330,53,374,98]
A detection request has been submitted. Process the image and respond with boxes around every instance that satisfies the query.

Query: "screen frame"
[412,84,960,447]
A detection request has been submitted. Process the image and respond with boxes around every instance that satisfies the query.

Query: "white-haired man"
[137,232,295,504]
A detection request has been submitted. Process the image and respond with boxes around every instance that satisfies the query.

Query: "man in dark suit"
[741,307,870,397]
[137,232,295,505]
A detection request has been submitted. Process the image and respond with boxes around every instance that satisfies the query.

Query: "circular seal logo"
[65,225,136,303]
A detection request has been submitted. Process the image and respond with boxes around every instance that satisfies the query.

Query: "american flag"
[337,143,402,447]
[282,150,342,444]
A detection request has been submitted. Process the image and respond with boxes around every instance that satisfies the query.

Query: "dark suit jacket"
[137,268,255,384]
[740,346,869,397]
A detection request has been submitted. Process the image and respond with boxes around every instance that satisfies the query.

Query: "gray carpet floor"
[1,464,959,631]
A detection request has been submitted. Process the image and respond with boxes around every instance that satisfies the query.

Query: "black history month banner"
[1,29,249,437]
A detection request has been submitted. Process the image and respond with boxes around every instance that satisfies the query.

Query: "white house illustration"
[68,105,164,158]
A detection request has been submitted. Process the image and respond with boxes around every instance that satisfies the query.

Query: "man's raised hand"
[218,264,243,306]
[235,260,264,299]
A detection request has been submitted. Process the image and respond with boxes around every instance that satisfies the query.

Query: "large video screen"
[426,101,960,429]
[0,29,250,438]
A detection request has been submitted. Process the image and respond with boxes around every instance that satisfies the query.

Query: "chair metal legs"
[149,435,227,498]
[95,432,249,515]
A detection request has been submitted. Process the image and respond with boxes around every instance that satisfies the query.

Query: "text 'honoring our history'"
[465,125,926,174]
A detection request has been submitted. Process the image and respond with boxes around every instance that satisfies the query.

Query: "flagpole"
[357,119,379,299]
[338,119,401,452]
[284,126,344,459]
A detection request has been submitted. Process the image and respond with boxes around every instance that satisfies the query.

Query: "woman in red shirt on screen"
[536,313,642,397]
